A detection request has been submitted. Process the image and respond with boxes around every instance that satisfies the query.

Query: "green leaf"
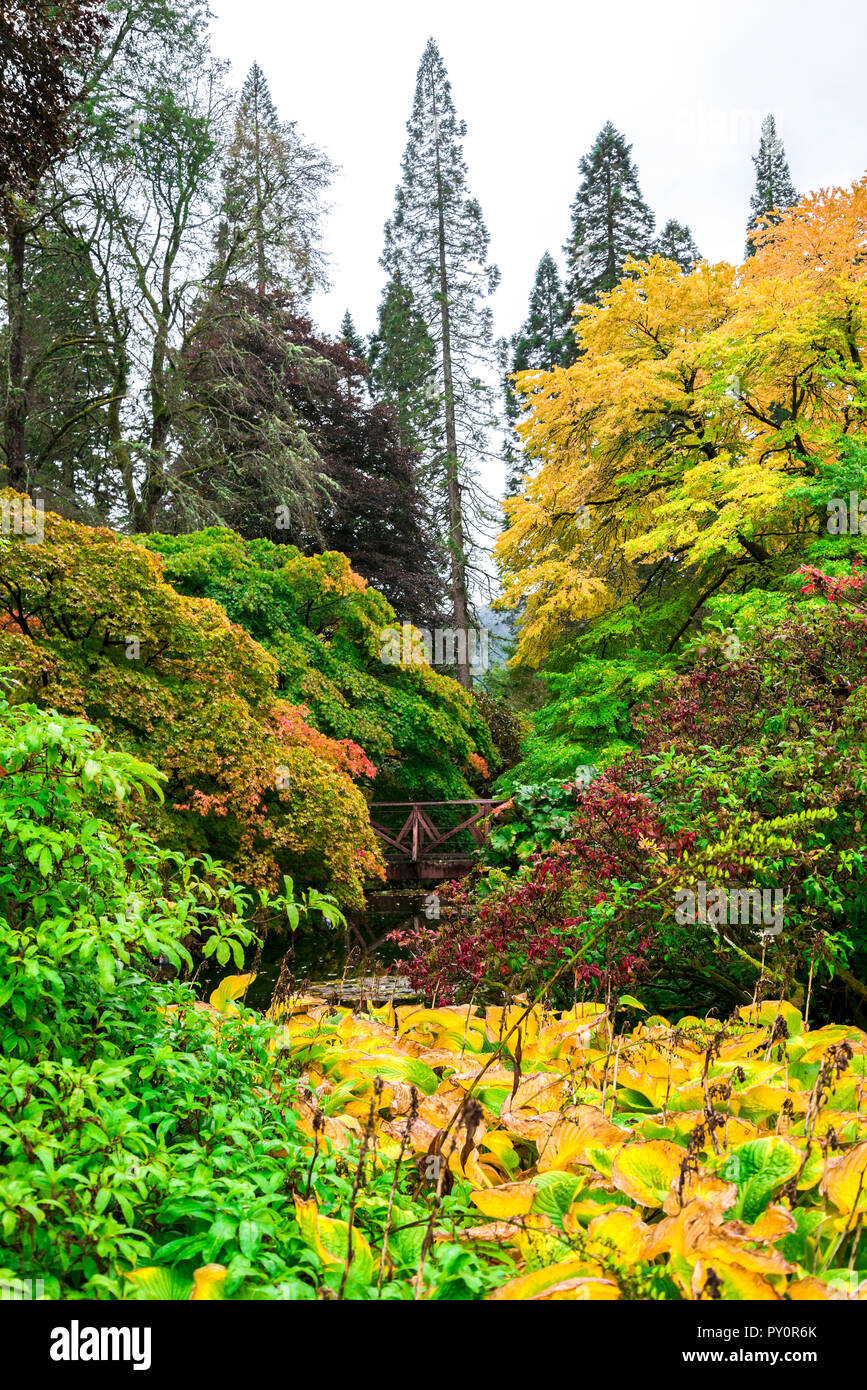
[238,1220,261,1258]
[721,1137,801,1223]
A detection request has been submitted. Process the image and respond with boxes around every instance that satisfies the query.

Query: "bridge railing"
[369,800,508,866]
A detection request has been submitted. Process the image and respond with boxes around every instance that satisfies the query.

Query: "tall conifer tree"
[339,310,367,362]
[564,122,655,308]
[216,63,333,298]
[654,219,701,271]
[746,114,798,257]
[512,252,571,373]
[368,272,439,457]
[503,253,570,495]
[381,38,500,688]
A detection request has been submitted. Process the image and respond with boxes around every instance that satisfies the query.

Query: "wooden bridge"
[370,800,509,883]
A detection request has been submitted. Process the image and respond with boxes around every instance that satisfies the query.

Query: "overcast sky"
[208,0,867,343]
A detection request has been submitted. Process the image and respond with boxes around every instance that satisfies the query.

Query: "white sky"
[208,0,867,343]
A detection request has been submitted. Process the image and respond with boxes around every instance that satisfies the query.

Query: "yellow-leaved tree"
[497,175,867,669]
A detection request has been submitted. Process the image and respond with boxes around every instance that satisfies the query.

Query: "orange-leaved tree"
[0,500,383,907]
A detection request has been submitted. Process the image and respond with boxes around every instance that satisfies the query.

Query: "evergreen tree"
[654,219,701,271]
[368,271,439,456]
[216,63,333,298]
[746,114,799,257]
[381,38,500,688]
[503,253,571,495]
[564,122,655,308]
[512,252,571,373]
[339,310,367,362]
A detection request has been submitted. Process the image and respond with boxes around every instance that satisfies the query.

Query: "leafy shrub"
[141,528,498,801]
[396,601,867,1018]
[0,499,383,907]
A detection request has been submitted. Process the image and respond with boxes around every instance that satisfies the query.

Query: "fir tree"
[746,114,799,257]
[216,63,333,298]
[503,253,571,495]
[339,311,368,363]
[368,271,439,457]
[564,122,655,307]
[381,38,500,688]
[512,252,571,373]
[654,219,701,271]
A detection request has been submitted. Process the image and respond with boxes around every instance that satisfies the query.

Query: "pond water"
[198,889,428,1013]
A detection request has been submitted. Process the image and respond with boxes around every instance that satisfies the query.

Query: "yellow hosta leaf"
[293,1196,374,1284]
[190,1264,227,1300]
[479,1130,520,1174]
[820,1140,867,1215]
[663,1172,738,1216]
[748,1205,796,1241]
[610,1140,684,1208]
[488,1257,598,1301]
[587,1207,654,1259]
[396,1006,487,1052]
[209,972,256,1016]
[470,1183,536,1220]
[537,1120,590,1173]
[787,1277,839,1301]
[484,1004,542,1051]
[737,1000,803,1037]
[530,1275,621,1301]
[690,1258,781,1301]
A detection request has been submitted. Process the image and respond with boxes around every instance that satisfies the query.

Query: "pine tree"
[368,272,439,456]
[216,63,333,298]
[746,115,799,257]
[513,252,571,373]
[339,311,368,363]
[654,219,701,271]
[503,253,571,495]
[381,38,500,688]
[564,122,655,308]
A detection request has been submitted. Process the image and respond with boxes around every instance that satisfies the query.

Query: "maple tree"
[141,527,497,802]
[0,498,384,907]
[498,177,867,675]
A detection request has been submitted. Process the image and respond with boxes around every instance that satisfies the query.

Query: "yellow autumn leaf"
[208,972,256,1016]
[293,1196,374,1284]
[820,1140,867,1216]
[470,1183,536,1219]
[488,1257,596,1301]
[610,1140,684,1208]
[190,1264,227,1300]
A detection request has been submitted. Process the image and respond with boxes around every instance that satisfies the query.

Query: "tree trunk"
[430,78,471,689]
[4,220,28,488]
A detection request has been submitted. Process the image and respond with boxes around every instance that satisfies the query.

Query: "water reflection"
[212,896,425,1012]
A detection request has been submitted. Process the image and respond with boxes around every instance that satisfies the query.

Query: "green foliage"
[140,527,497,801]
[0,696,503,1301]
[0,499,384,907]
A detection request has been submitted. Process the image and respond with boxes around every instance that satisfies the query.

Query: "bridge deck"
[370,799,508,882]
